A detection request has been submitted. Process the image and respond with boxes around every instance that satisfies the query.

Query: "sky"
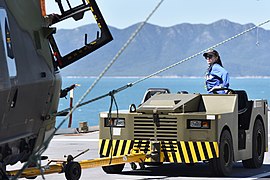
[45,0,270,30]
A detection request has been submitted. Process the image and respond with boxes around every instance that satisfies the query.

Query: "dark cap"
[203,49,219,57]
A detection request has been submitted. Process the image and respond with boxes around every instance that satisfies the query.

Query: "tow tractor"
[7,88,268,179]
[99,88,268,176]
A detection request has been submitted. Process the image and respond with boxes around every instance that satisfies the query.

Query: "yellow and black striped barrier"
[99,139,219,163]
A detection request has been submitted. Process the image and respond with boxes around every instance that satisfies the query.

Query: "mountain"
[54,19,270,77]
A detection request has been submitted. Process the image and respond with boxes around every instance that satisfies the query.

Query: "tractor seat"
[141,88,170,103]
[234,90,248,114]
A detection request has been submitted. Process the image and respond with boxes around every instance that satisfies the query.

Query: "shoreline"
[63,75,270,79]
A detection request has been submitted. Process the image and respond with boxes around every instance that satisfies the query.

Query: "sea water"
[57,77,270,128]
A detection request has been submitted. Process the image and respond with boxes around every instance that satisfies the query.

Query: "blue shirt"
[205,63,229,94]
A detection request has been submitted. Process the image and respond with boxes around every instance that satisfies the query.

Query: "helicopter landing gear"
[0,163,8,180]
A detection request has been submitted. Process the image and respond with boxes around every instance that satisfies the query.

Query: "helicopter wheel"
[64,162,82,180]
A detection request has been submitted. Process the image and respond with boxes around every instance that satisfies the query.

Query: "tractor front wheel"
[102,164,125,174]
[210,129,233,176]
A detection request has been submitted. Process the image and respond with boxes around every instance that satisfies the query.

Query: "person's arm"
[222,71,230,88]
[212,64,229,88]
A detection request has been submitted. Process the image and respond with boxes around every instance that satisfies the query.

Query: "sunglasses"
[205,54,214,59]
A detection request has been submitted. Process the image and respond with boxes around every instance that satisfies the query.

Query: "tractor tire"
[242,119,265,168]
[210,129,233,176]
[102,164,125,174]
[144,162,163,167]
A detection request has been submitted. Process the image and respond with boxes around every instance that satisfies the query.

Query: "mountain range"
[55,19,270,77]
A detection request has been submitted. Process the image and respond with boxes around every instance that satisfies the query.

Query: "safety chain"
[11,1,164,179]
[107,91,119,164]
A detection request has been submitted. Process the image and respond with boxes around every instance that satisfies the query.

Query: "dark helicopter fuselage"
[0,1,61,166]
[0,0,112,169]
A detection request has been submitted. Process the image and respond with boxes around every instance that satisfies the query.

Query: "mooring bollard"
[79,122,89,133]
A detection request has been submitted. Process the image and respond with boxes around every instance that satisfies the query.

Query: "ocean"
[57,77,270,128]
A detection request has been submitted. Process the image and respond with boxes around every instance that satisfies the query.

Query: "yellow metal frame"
[8,138,220,179]
[7,152,146,179]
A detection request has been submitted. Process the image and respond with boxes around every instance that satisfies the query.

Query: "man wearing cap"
[203,49,229,94]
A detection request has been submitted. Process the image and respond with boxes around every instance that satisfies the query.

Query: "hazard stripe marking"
[113,140,120,156]
[171,151,178,162]
[185,141,193,163]
[117,140,124,156]
[201,142,209,160]
[105,140,112,157]
[189,141,198,163]
[214,142,219,157]
[99,139,219,162]
[193,142,201,162]
[177,141,185,163]
[129,140,134,154]
[209,142,218,158]
[205,142,213,159]
[174,141,181,163]
[180,141,190,163]
[99,139,105,155]
[124,140,131,155]
[121,140,127,155]
[197,142,206,161]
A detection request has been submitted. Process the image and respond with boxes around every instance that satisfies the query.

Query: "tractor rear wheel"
[242,119,265,168]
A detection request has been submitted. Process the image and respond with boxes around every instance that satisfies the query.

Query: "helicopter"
[0,0,112,177]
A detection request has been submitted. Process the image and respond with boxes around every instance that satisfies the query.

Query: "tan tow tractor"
[99,88,268,176]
